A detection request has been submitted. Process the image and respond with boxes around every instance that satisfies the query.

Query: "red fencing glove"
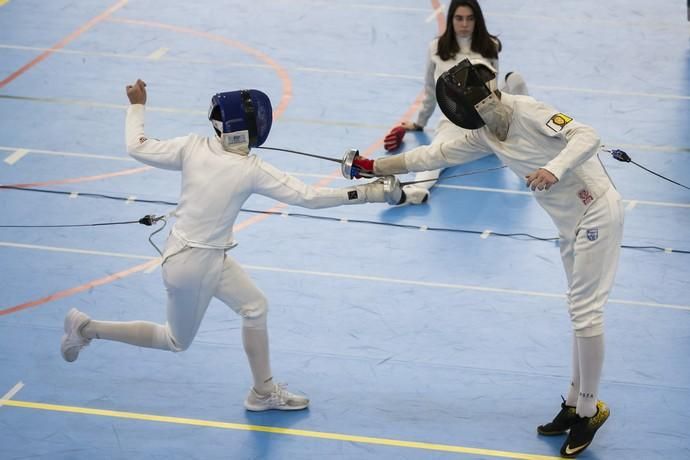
[352,155,375,178]
[383,125,406,151]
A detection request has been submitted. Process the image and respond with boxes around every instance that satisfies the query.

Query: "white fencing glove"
[354,176,404,205]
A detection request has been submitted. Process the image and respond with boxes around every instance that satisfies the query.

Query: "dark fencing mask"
[436,59,512,140]
[208,89,273,154]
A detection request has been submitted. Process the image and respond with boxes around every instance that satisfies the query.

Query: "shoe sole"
[244,405,309,412]
[61,308,87,363]
[537,427,568,436]
[60,334,77,362]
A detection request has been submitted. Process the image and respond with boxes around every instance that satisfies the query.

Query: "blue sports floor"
[1,1,689,459]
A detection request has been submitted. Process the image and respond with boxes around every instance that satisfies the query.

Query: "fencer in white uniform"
[352,60,622,458]
[60,79,402,412]
[398,0,529,204]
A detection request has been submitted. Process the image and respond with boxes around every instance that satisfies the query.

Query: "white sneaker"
[401,185,430,205]
[244,383,309,411]
[60,308,92,362]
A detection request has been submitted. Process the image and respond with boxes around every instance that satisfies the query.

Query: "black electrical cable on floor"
[1,184,688,255]
[0,220,140,228]
[605,148,690,190]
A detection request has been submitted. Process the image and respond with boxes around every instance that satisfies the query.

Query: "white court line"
[147,47,169,60]
[4,89,690,132]
[0,44,271,70]
[433,184,690,209]
[0,241,154,260]
[4,148,29,165]
[293,65,422,81]
[425,6,444,23]
[532,84,690,101]
[262,1,428,13]
[603,143,690,154]
[244,265,690,311]
[0,240,687,311]
[0,145,133,162]
[0,381,25,406]
[0,145,687,209]
[626,201,638,211]
[487,11,684,28]
[0,44,689,99]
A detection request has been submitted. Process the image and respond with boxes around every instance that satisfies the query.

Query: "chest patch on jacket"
[546,113,573,132]
[578,189,594,205]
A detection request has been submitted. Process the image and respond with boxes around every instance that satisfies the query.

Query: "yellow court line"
[1,399,562,460]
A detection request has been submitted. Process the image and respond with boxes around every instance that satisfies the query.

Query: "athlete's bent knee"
[166,325,192,352]
[241,296,268,329]
[241,295,268,318]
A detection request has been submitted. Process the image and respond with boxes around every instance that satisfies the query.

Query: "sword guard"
[341,149,360,179]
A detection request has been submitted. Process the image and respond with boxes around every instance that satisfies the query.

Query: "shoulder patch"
[546,113,573,132]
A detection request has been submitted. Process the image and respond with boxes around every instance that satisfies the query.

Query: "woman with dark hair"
[392,0,528,204]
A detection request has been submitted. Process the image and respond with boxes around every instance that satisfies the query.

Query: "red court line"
[0,260,159,317]
[432,0,446,32]
[0,0,129,89]
[1,166,151,189]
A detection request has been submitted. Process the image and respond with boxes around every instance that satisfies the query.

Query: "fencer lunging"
[60,79,402,412]
[352,60,623,458]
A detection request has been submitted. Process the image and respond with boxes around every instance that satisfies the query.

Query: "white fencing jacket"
[126,104,364,249]
[399,94,613,236]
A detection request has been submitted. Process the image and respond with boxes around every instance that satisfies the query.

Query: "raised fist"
[126,79,147,105]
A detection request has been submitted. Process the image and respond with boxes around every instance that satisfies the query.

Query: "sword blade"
[400,165,507,186]
[257,146,343,164]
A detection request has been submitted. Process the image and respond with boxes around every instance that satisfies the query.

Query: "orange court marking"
[108,17,293,119]
[0,259,159,316]
[0,0,129,89]
[1,166,152,189]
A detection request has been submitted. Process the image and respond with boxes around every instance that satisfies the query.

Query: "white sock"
[242,319,273,394]
[565,333,580,407]
[576,334,605,417]
[81,320,171,350]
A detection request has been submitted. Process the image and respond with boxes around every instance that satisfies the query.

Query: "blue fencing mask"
[208,89,273,154]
